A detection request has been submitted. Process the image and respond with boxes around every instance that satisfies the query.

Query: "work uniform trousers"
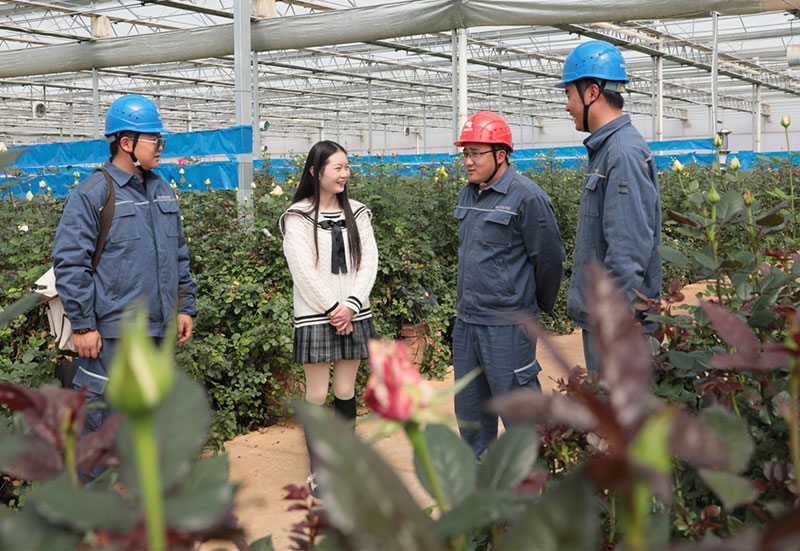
[453,319,541,457]
[73,335,164,434]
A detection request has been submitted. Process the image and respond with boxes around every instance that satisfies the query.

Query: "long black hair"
[291,140,362,271]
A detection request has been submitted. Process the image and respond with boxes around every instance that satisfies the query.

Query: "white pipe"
[0,0,787,78]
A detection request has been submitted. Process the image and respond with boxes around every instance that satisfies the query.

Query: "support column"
[711,10,720,136]
[451,30,458,148]
[368,78,373,161]
[457,28,468,132]
[423,101,427,154]
[498,68,503,116]
[234,0,253,208]
[69,89,74,139]
[92,68,100,139]
[252,51,261,159]
[754,84,762,153]
[651,56,657,141]
[656,55,663,142]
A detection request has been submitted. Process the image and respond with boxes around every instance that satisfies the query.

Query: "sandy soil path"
[205,282,710,550]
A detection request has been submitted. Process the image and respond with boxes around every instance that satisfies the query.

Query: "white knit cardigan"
[279,198,379,328]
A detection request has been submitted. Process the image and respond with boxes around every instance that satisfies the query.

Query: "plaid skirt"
[293,318,377,365]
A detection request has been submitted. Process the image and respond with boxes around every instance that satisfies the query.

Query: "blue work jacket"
[567,115,662,328]
[454,166,565,325]
[52,161,198,338]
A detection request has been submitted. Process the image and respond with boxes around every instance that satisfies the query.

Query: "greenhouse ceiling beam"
[0,0,790,78]
[0,23,89,42]
[4,0,178,33]
[558,22,800,97]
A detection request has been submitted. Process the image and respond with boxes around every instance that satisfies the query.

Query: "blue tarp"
[8,125,253,169]
[2,129,793,198]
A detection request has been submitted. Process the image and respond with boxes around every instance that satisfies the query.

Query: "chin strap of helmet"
[483,144,505,185]
[579,79,607,133]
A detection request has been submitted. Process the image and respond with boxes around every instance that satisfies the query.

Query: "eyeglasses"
[460,150,493,160]
[138,137,167,150]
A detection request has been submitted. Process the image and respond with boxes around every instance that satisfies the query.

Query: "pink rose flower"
[363,340,425,422]
[177,157,187,167]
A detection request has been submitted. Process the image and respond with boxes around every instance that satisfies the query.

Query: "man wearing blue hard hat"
[556,40,661,372]
[52,94,198,433]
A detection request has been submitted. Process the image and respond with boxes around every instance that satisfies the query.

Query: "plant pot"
[400,322,428,368]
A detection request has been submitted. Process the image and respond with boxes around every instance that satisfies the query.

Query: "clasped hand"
[329,304,355,335]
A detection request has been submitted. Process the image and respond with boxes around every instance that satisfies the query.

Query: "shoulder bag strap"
[91,168,116,273]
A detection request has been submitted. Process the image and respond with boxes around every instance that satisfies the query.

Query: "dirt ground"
[204,282,709,551]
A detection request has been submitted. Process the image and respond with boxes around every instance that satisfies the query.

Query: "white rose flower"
[0,141,7,152]
[270,185,284,197]
[18,224,29,232]
[39,180,46,189]
[26,190,34,201]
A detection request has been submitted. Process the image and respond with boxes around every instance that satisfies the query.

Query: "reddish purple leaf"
[700,301,760,358]
[586,264,653,434]
[710,352,788,371]
[3,435,64,480]
[75,413,120,473]
[490,390,597,432]
[668,411,727,469]
[762,506,800,551]
[513,469,547,496]
[0,384,41,412]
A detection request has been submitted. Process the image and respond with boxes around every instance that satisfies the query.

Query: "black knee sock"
[333,396,357,430]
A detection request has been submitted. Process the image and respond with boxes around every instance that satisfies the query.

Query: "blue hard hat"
[105,94,167,136]
[556,40,628,89]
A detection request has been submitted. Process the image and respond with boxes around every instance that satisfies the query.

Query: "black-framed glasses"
[460,149,493,160]
[138,137,167,150]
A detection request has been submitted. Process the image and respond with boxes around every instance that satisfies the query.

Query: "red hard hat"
[455,111,514,152]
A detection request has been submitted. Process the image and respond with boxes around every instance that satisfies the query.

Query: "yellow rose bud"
[728,156,741,171]
[25,190,34,201]
[782,115,791,129]
[712,134,723,148]
[671,159,684,174]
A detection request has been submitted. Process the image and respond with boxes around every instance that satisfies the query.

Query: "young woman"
[279,140,379,497]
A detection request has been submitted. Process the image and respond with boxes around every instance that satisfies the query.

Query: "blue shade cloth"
[8,125,253,169]
[2,131,794,198]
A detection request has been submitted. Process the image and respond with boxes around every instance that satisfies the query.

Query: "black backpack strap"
[91,168,116,273]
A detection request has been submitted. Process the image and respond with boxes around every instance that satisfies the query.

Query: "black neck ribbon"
[319,219,348,274]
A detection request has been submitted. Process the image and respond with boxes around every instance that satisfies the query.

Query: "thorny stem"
[786,126,796,240]
[405,422,448,514]
[61,406,78,487]
[131,416,166,551]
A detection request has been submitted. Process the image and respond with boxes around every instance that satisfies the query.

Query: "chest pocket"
[157,199,180,238]
[482,209,514,247]
[109,202,140,243]
[580,174,603,218]
[454,207,468,241]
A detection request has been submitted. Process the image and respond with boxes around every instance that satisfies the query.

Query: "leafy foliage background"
[0,154,795,453]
